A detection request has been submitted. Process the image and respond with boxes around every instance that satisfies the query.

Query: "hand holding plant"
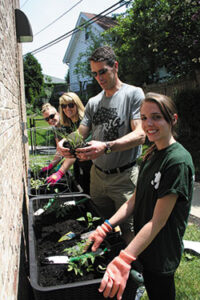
[57,130,88,157]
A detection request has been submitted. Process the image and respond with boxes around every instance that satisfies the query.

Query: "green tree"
[23,53,46,107]
[107,0,200,85]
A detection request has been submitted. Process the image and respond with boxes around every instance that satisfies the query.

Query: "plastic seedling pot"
[28,194,139,300]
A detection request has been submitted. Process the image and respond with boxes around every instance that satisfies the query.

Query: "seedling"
[30,161,44,177]
[77,212,101,229]
[30,178,46,190]
[61,241,107,276]
[58,129,88,155]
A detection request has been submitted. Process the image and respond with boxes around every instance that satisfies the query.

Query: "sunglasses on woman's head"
[45,114,55,121]
[61,103,75,109]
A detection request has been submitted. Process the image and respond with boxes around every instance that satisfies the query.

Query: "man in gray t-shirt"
[58,46,145,243]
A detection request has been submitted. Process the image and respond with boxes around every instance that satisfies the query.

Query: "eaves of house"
[44,74,66,85]
[63,12,118,64]
[44,74,66,84]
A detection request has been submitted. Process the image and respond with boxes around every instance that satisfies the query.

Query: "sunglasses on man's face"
[91,68,108,78]
[61,103,75,109]
[45,114,56,122]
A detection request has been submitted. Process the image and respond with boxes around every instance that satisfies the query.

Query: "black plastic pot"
[62,141,89,157]
[28,194,139,300]
[28,169,83,198]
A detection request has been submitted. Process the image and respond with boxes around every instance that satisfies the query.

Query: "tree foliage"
[106,0,200,85]
[23,53,46,106]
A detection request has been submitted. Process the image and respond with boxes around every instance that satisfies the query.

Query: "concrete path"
[191,182,200,219]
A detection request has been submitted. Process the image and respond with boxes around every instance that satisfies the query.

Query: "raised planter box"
[29,194,139,300]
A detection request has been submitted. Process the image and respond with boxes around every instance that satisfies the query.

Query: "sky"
[20,0,127,80]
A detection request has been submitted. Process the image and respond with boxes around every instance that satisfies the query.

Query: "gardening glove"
[41,163,53,172]
[46,169,64,185]
[86,220,113,252]
[99,250,136,300]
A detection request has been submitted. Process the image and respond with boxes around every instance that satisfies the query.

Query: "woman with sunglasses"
[56,92,92,194]
[41,99,92,194]
[85,93,194,300]
[40,103,66,177]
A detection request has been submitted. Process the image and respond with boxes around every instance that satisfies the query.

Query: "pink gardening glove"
[41,163,53,172]
[86,221,113,252]
[46,169,64,185]
[99,250,136,300]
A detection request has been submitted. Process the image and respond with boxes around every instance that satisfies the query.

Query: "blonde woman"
[40,103,75,185]
[59,92,85,131]
[40,103,63,174]
[42,103,60,129]
[54,92,92,194]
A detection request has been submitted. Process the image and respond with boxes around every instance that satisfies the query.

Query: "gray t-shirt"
[81,83,145,169]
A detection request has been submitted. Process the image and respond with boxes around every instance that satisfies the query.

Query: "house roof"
[44,75,65,84]
[63,12,118,64]
[82,12,118,30]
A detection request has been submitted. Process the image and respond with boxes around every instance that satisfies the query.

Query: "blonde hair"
[41,103,57,114]
[59,92,85,127]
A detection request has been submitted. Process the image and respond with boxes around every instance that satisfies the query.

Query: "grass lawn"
[27,115,55,147]
[141,223,200,299]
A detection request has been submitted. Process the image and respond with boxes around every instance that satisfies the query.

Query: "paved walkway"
[191,182,200,219]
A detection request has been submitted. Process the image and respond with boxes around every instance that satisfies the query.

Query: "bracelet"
[105,219,113,229]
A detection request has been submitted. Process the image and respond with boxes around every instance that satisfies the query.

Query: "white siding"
[69,27,102,92]
[63,13,105,92]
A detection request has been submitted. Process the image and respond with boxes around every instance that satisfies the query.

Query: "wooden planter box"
[28,194,139,300]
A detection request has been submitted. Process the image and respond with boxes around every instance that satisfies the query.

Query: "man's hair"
[89,46,116,67]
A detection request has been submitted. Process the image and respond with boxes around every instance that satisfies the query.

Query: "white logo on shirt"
[151,172,161,189]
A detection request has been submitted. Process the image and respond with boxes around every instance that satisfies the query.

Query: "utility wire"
[34,0,84,37]
[20,0,31,9]
[25,0,131,56]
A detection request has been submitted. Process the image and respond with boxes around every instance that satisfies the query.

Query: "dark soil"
[32,197,125,287]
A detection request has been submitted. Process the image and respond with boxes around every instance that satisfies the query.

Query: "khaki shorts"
[90,164,139,243]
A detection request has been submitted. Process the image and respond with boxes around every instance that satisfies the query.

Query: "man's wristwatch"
[104,142,112,154]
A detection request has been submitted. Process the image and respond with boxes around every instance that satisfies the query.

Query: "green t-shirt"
[134,142,195,275]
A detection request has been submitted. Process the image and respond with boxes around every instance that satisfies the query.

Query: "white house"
[63,12,117,92]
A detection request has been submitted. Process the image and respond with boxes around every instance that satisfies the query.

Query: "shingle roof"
[82,12,118,30]
[44,75,65,84]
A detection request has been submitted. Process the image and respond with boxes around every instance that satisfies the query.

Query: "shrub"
[174,88,200,180]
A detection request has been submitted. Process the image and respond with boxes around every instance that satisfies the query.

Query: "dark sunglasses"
[45,114,55,122]
[91,68,108,78]
[61,103,75,109]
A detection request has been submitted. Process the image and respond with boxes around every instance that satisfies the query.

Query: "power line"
[25,0,131,56]
[20,0,31,9]
[28,0,129,55]
[34,0,84,37]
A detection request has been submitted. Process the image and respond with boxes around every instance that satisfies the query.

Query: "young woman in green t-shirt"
[85,92,194,300]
